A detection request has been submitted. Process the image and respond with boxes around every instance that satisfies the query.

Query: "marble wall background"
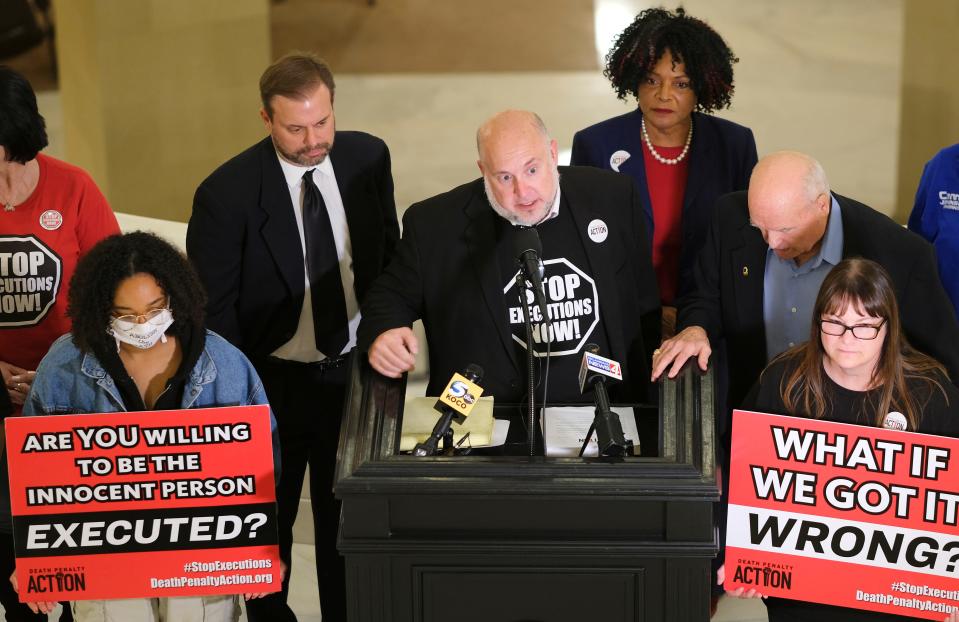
[4,3,944,620]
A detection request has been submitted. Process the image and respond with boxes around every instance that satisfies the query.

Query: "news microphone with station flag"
[413,364,485,457]
[512,226,550,323]
[578,344,631,457]
[578,345,623,392]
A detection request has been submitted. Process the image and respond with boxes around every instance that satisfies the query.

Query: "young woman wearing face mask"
[10,231,281,621]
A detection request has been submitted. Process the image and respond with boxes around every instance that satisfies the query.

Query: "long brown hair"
[773,258,948,428]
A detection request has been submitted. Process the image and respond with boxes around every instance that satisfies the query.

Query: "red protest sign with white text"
[5,405,280,601]
[724,410,959,619]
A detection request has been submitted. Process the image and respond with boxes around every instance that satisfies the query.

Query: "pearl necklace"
[641,117,693,165]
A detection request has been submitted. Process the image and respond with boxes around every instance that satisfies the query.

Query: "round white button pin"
[587,219,608,243]
[609,150,630,172]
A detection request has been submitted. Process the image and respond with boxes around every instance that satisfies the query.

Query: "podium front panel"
[335,357,719,622]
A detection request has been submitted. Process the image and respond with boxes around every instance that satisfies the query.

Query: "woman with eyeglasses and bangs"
[11,231,281,622]
[724,257,959,622]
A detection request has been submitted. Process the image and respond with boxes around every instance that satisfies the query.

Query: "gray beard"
[273,137,333,167]
[483,170,560,226]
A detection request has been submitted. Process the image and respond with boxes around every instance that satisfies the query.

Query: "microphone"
[413,364,485,457]
[578,344,631,457]
[512,226,550,324]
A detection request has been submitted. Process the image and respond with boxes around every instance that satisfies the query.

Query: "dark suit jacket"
[187,132,399,361]
[679,191,959,432]
[571,109,757,300]
[357,166,661,402]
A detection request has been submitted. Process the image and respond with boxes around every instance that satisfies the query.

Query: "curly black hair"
[67,231,206,355]
[604,7,738,112]
[0,65,49,163]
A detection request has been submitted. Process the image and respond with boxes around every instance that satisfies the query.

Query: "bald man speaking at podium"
[358,110,661,415]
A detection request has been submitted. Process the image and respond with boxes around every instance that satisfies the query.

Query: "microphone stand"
[578,379,631,458]
[515,271,537,457]
[412,409,459,457]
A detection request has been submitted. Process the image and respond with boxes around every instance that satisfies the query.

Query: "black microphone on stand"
[512,226,551,456]
[413,364,485,457]
[578,344,631,457]
[512,226,550,324]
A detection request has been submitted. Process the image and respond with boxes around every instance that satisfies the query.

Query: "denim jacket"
[23,330,281,476]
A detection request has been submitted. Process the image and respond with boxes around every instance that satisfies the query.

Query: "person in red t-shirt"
[0,66,120,412]
[0,66,118,621]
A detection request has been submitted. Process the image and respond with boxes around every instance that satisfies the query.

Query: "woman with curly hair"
[12,231,280,621]
[724,258,959,622]
[571,7,757,336]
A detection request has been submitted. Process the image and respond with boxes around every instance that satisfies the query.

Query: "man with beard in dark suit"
[359,110,660,425]
[187,52,398,621]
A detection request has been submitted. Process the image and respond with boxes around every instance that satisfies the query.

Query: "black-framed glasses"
[819,318,886,340]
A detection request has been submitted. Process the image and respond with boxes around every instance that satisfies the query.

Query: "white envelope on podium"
[543,406,638,457]
[400,396,496,451]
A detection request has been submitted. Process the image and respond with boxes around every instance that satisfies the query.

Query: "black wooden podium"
[335,357,718,622]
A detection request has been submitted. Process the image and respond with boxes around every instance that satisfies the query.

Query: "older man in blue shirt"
[652,149,958,385]
[762,192,843,359]
[652,150,959,457]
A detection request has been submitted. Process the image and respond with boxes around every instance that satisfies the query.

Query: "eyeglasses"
[112,302,171,326]
[819,318,886,340]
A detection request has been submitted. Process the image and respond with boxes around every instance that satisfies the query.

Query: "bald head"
[476,110,550,161]
[476,110,559,226]
[747,151,831,265]
[750,151,829,206]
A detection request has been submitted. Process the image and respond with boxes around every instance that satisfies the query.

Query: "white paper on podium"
[542,406,638,457]
[490,419,510,447]
[400,396,505,451]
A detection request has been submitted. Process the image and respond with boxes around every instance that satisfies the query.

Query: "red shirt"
[0,154,119,370]
[641,141,688,305]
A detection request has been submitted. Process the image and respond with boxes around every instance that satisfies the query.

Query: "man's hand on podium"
[369,327,419,378]
[650,325,711,381]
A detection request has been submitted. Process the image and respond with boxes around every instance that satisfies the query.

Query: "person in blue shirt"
[908,144,959,318]
[12,231,281,622]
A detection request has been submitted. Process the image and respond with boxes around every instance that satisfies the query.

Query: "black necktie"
[302,169,348,356]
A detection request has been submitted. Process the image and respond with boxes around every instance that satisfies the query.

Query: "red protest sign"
[725,410,959,619]
[4,405,281,601]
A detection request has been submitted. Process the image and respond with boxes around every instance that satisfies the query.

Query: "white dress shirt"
[271,152,360,362]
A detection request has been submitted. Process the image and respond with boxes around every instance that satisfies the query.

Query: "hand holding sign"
[1,360,34,406]
[717,564,766,600]
[10,571,56,615]
[244,559,287,601]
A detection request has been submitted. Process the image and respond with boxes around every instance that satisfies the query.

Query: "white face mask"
[107,309,174,350]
